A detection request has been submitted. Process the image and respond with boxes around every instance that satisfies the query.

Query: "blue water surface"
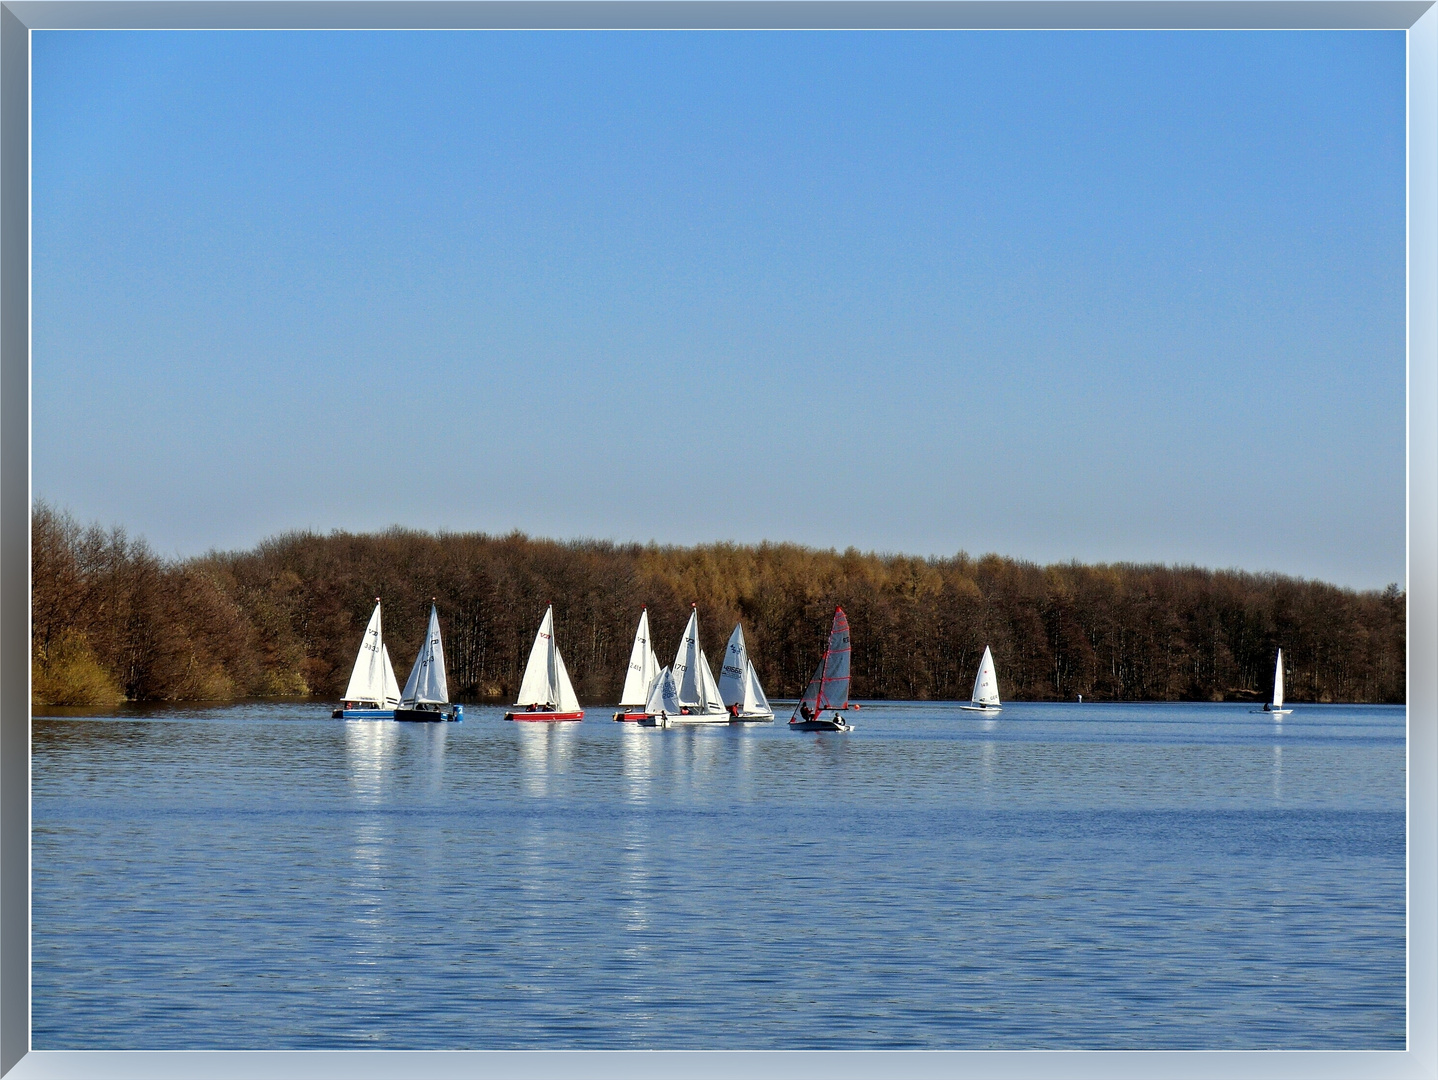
[31,700,1406,1049]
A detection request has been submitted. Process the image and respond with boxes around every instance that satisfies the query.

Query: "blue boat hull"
[332,708,395,720]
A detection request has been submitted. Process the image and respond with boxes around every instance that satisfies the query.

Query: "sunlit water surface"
[33,700,1404,1049]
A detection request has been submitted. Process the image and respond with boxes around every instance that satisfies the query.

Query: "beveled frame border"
[2,3,1433,1078]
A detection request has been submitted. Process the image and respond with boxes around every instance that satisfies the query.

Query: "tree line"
[31,501,1406,706]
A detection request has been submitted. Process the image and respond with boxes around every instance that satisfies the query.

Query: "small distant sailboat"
[959,646,1002,713]
[790,607,852,732]
[718,624,774,722]
[332,598,402,719]
[613,607,661,722]
[505,605,584,721]
[395,603,463,722]
[1261,649,1293,716]
[638,665,684,727]
[663,605,730,724]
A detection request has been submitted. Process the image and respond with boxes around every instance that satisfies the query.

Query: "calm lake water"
[32,700,1405,1049]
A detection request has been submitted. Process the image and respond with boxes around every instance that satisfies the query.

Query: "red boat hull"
[612,711,648,722]
[505,710,584,722]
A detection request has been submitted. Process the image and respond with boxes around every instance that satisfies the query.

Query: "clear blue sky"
[32,30,1406,589]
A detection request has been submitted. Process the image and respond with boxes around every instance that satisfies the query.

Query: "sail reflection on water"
[418,722,448,796]
[619,724,654,805]
[516,720,578,799]
[345,719,398,805]
[980,738,996,797]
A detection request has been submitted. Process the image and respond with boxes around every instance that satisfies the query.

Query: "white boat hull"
[640,710,731,727]
[730,711,774,723]
[959,704,1002,713]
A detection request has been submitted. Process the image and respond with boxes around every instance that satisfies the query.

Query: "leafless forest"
[31,502,1406,706]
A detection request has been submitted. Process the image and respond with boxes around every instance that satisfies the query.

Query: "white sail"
[382,645,401,707]
[645,666,682,715]
[718,624,748,708]
[741,659,772,716]
[554,643,581,713]
[401,604,449,705]
[515,606,557,706]
[1273,649,1285,710]
[673,608,702,707]
[618,609,660,708]
[343,601,388,705]
[972,645,1001,707]
[696,649,726,713]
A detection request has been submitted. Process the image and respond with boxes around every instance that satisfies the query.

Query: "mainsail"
[400,604,450,706]
[792,607,852,720]
[720,623,772,717]
[971,646,1001,707]
[515,605,581,711]
[718,624,749,708]
[343,600,400,706]
[671,607,725,713]
[618,608,661,708]
[1272,649,1285,710]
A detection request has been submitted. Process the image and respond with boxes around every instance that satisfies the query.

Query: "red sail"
[792,607,851,720]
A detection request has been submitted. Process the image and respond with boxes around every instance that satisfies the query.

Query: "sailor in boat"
[799,702,814,722]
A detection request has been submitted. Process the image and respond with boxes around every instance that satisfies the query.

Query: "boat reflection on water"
[343,717,399,974]
[619,723,655,805]
[345,718,398,806]
[1273,743,1284,803]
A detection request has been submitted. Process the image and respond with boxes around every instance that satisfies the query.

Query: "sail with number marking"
[619,609,661,708]
[514,605,581,710]
[971,646,1000,707]
[645,666,682,716]
[400,604,449,706]
[718,625,749,708]
[343,601,397,706]
[672,608,703,708]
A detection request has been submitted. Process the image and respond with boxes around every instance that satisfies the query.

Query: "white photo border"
[2,3,1433,1078]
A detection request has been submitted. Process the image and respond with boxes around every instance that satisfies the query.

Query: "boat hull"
[613,711,648,722]
[506,710,584,722]
[790,716,851,732]
[332,707,395,720]
[395,705,463,722]
[959,704,1002,713]
[729,712,774,724]
[639,710,731,727]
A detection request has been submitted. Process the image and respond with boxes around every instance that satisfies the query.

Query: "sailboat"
[613,607,661,722]
[637,665,683,727]
[1261,648,1293,716]
[505,605,584,721]
[959,646,1002,713]
[718,623,774,722]
[332,598,403,719]
[395,603,463,722]
[662,605,730,723]
[789,607,853,731]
